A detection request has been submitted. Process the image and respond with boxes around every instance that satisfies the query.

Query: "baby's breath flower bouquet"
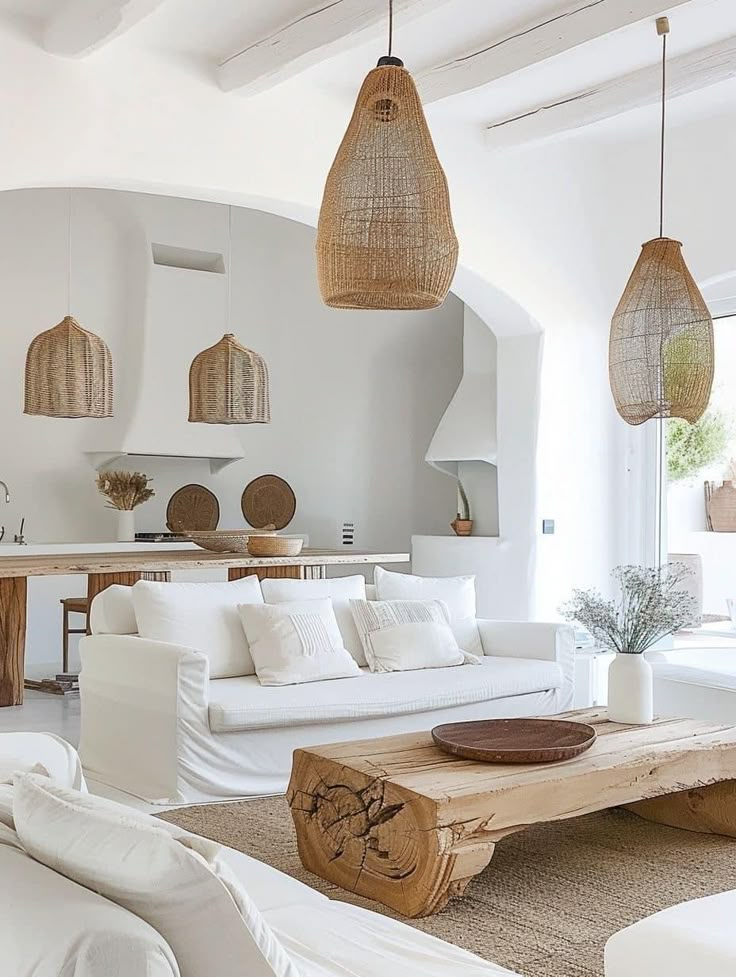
[561,563,698,655]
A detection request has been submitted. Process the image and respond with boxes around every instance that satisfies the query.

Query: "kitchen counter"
[0,547,410,706]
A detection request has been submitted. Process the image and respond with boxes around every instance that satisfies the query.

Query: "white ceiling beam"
[484,32,736,150]
[217,0,449,95]
[42,0,166,58]
[418,0,694,104]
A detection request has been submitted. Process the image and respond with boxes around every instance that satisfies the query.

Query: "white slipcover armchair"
[79,587,574,804]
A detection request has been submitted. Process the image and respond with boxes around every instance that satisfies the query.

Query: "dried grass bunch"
[560,563,698,655]
[96,471,154,511]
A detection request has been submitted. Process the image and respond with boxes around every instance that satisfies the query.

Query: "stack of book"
[24,673,79,695]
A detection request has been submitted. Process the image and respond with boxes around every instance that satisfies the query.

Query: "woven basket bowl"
[247,536,303,558]
[189,530,251,554]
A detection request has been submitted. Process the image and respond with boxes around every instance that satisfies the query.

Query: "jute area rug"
[160,797,736,977]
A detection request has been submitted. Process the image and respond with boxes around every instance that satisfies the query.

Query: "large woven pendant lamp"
[24,190,113,418]
[609,18,713,427]
[188,208,270,424]
[316,0,458,310]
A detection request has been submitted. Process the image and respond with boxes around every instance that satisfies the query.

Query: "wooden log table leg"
[287,747,498,918]
[625,781,736,837]
[229,565,307,581]
[0,576,27,706]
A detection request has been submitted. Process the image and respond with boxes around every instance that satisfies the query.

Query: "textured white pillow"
[132,577,264,678]
[238,599,361,686]
[260,575,368,665]
[0,785,13,828]
[373,566,483,655]
[13,774,299,977]
[350,598,481,673]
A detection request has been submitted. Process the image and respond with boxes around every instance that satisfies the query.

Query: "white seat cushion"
[132,577,264,678]
[374,566,483,656]
[649,648,736,691]
[13,774,299,977]
[266,902,516,977]
[207,656,563,731]
[605,890,736,977]
[261,575,368,666]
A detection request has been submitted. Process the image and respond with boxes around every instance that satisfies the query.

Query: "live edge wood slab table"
[0,548,408,707]
[287,709,736,918]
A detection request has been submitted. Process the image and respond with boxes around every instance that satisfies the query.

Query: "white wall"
[0,188,463,671]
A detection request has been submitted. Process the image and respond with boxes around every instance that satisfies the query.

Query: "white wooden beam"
[484,32,736,150]
[43,0,166,58]
[418,0,693,104]
[217,0,449,95]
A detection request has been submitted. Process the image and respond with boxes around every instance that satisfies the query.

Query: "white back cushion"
[261,575,367,665]
[239,600,361,686]
[90,584,138,635]
[132,578,264,678]
[374,566,482,655]
[13,774,299,977]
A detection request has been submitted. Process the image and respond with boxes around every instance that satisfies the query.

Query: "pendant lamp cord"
[658,22,668,238]
[67,188,73,315]
[227,205,233,329]
[387,0,393,57]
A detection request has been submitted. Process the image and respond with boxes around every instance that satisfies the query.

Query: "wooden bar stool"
[60,597,89,674]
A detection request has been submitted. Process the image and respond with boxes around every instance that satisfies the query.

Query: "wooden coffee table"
[287,708,736,918]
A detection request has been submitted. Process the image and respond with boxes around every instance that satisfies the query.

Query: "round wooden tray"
[242,475,296,530]
[431,718,597,764]
[166,484,220,533]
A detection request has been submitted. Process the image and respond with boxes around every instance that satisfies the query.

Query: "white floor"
[0,690,80,745]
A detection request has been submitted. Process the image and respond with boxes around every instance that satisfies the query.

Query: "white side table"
[574,646,614,708]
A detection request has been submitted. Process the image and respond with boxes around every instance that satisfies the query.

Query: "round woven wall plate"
[166,484,220,533]
[431,718,597,765]
[242,475,296,530]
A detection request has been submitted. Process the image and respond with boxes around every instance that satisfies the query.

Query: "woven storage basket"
[189,334,270,425]
[609,238,714,426]
[706,480,736,532]
[316,62,458,311]
[24,315,113,418]
[246,535,303,558]
[189,530,251,553]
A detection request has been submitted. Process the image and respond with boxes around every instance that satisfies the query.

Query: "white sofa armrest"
[478,620,575,711]
[79,634,209,804]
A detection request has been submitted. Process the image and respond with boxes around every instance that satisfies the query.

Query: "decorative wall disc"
[166,484,220,533]
[241,475,296,530]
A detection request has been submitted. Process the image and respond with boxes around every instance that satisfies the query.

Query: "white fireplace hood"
[426,307,497,476]
[86,237,244,474]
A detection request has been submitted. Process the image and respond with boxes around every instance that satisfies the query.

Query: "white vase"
[607,653,653,725]
[116,509,135,542]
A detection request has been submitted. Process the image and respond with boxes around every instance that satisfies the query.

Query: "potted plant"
[450,479,472,536]
[561,564,697,724]
[96,471,155,541]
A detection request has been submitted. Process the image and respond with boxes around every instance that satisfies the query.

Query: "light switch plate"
[542,518,555,535]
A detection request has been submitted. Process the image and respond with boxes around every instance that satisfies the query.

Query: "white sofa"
[648,646,736,723]
[79,582,575,803]
[605,890,736,976]
[0,732,519,977]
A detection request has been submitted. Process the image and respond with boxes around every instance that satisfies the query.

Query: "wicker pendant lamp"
[188,208,270,424]
[609,18,713,427]
[24,191,113,418]
[316,0,458,310]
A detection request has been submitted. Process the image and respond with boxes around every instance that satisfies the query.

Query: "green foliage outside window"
[666,410,730,483]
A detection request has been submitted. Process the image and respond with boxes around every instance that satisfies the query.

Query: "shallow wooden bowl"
[247,535,303,558]
[189,530,251,554]
[431,717,597,764]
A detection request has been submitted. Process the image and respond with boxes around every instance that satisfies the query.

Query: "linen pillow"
[13,774,299,977]
[238,599,361,686]
[373,566,483,656]
[260,575,368,665]
[132,577,264,678]
[350,598,481,673]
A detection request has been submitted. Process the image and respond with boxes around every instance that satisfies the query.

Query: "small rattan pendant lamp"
[316,0,458,310]
[188,207,270,424]
[609,18,713,427]
[24,190,113,418]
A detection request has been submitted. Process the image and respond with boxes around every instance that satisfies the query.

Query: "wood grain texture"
[228,565,305,581]
[0,549,408,578]
[625,781,736,837]
[0,576,26,706]
[431,718,596,764]
[287,710,736,917]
